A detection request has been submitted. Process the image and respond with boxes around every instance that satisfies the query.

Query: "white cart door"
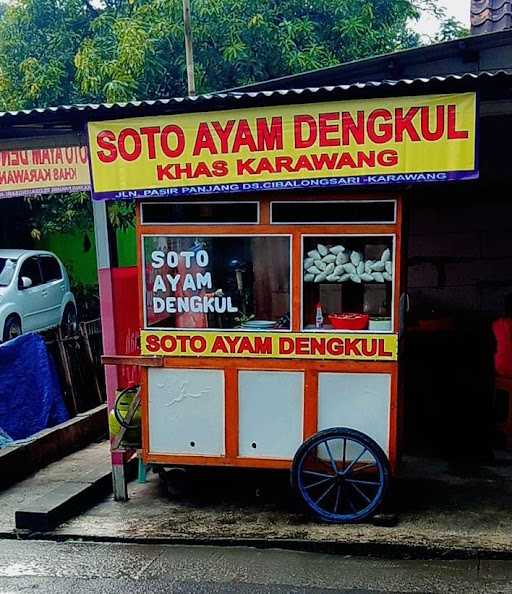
[148,368,225,456]
[317,372,391,455]
[238,370,304,459]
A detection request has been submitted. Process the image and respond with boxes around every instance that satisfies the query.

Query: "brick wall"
[406,116,512,320]
[407,188,512,318]
[401,117,509,455]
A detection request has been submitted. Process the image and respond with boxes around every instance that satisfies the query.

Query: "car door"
[17,256,46,332]
[39,255,65,328]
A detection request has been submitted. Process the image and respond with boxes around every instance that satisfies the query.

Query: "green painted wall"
[37,228,98,286]
[116,226,137,268]
[36,224,137,287]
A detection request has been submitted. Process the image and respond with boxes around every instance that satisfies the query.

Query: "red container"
[328,313,369,331]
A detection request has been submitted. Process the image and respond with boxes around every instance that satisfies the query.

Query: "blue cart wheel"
[291,427,390,524]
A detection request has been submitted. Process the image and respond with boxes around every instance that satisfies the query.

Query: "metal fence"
[44,319,105,417]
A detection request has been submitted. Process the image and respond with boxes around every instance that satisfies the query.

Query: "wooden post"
[57,328,78,416]
[182,0,196,96]
[80,321,104,404]
[92,200,118,411]
[112,452,128,502]
[93,199,130,500]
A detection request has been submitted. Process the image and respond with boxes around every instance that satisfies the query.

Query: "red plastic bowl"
[328,313,369,330]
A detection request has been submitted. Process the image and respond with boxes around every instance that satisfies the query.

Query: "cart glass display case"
[301,235,395,332]
[142,234,291,330]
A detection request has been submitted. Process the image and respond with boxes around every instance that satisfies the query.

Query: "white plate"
[241,320,276,329]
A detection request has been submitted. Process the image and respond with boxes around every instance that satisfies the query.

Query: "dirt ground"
[51,453,512,557]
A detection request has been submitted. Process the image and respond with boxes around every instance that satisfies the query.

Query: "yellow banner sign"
[0,145,90,198]
[88,93,477,200]
[141,330,398,361]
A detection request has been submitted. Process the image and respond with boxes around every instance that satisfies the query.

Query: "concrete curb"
[15,468,113,531]
[12,456,138,532]
[1,531,511,560]
[0,404,107,490]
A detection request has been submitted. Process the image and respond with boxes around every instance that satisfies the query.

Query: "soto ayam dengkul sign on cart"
[141,330,398,361]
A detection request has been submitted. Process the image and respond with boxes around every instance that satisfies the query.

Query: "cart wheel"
[291,427,390,524]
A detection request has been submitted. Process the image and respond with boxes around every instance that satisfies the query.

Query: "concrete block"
[407,263,438,288]
[444,262,478,286]
[481,232,512,259]
[445,259,512,287]
[435,202,512,234]
[409,287,481,312]
[484,258,512,284]
[481,284,512,316]
[15,470,112,531]
[407,190,512,235]
[408,204,441,234]
[470,202,512,233]
[408,233,480,259]
[409,204,473,235]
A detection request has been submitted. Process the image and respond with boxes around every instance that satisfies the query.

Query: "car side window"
[18,257,43,289]
[40,256,63,283]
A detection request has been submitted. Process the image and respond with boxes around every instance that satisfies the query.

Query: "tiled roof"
[471,0,512,33]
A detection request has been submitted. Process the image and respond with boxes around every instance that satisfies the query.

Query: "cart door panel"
[148,368,225,456]
[317,373,391,455]
[238,370,304,459]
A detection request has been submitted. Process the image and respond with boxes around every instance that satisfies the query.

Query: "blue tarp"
[0,333,69,441]
[0,427,12,447]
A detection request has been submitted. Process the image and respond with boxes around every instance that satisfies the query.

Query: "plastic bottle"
[315,303,324,329]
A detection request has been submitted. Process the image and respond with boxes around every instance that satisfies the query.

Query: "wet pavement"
[0,538,511,593]
[50,455,512,557]
[2,441,512,558]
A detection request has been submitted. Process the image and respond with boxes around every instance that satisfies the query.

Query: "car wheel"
[3,315,22,342]
[61,303,78,337]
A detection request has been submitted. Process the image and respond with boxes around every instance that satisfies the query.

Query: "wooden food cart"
[90,92,476,523]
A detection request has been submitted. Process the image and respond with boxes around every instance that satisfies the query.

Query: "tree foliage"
[0,0,97,110]
[79,1,455,102]
[432,16,469,44]
[0,0,466,236]
[0,0,467,109]
[26,192,92,240]
[27,192,135,239]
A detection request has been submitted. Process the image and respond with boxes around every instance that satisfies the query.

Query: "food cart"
[90,92,477,523]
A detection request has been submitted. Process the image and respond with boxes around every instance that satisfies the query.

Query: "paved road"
[0,539,510,593]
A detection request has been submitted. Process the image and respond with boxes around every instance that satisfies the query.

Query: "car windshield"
[0,258,17,286]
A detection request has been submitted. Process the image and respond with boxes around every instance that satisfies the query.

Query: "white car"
[0,250,77,342]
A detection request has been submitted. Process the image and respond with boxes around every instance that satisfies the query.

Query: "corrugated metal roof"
[0,70,509,126]
[472,1,512,34]
[228,30,512,93]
